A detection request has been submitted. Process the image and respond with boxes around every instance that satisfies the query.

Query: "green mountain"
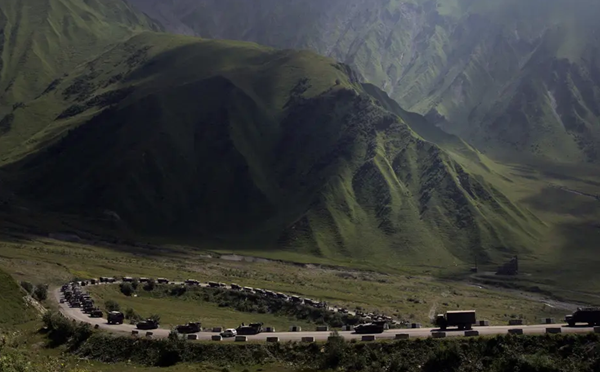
[0,0,161,159]
[0,0,542,269]
[127,0,600,163]
[1,0,599,290]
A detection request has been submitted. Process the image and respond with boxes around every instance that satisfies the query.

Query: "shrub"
[143,279,156,291]
[120,282,134,296]
[149,314,161,323]
[33,284,48,301]
[105,300,120,312]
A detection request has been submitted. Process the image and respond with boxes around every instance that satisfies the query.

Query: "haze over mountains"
[0,0,599,286]
[129,0,600,163]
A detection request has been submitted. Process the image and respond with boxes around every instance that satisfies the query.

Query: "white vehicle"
[220,328,237,338]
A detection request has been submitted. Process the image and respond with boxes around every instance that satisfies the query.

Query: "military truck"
[185,279,200,286]
[157,278,169,284]
[107,311,124,324]
[354,321,386,334]
[136,319,159,330]
[565,307,600,327]
[90,309,103,318]
[175,322,201,333]
[435,310,477,330]
[236,322,263,335]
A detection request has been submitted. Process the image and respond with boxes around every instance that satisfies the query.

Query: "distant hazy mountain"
[128,0,600,163]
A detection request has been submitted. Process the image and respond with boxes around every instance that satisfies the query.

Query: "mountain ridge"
[126,0,600,163]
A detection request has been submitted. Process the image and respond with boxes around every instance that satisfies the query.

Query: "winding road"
[54,287,599,342]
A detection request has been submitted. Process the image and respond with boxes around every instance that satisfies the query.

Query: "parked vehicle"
[565,308,600,326]
[435,310,477,330]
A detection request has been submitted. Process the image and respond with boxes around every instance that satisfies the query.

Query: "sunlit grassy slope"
[0,0,160,157]
[0,268,37,326]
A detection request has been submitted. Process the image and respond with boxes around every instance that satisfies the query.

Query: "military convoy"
[565,308,600,327]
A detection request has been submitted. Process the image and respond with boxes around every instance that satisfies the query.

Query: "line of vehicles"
[85,275,397,323]
[61,279,600,336]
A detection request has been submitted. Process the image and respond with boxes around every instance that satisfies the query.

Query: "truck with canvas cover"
[176,322,201,333]
[435,310,476,330]
[136,319,159,330]
[565,308,600,326]
[236,322,263,335]
[107,311,124,324]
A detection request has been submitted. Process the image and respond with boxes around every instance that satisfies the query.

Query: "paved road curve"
[54,288,598,342]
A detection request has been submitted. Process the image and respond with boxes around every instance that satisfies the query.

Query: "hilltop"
[128,0,600,163]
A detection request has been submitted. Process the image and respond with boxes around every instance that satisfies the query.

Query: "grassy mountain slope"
[0,269,37,326]
[0,0,160,159]
[0,26,542,269]
[128,0,600,163]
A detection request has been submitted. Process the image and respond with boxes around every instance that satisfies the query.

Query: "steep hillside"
[0,29,541,268]
[128,0,600,163]
[0,0,160,158]
[0,269,37,326]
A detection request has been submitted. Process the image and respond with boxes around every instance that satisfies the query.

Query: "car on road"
[354,321,386,334]
[220,329,237,338]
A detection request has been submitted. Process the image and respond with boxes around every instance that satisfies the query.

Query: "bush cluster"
[42,311,92,349]
[152,286,358,327]
[70,333,600,371]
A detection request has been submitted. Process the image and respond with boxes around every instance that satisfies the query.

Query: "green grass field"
[0,235,571,327]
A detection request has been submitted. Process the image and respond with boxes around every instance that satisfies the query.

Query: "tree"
[143,279,156,291]
[131,279,139,290]
[20,281,33,294]
[33,284,48,301]
[105,300,120,312]
[120,282,134,296]
[125,307,141,323]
